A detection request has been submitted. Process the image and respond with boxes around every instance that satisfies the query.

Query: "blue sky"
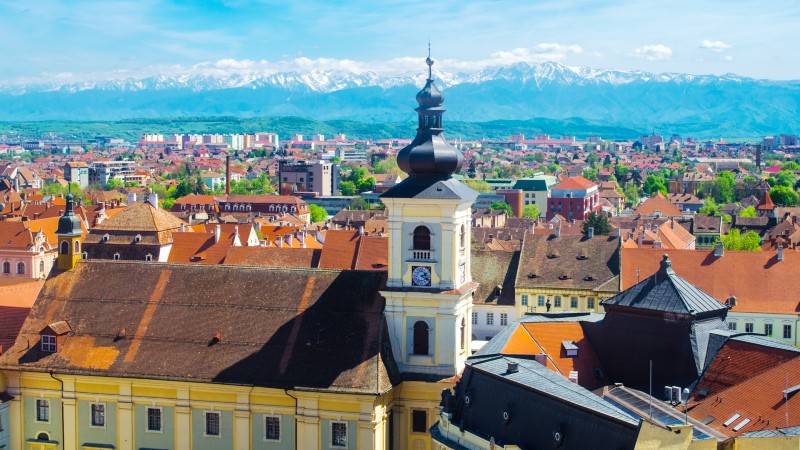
[1,0,798,83]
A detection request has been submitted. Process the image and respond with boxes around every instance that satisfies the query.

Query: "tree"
[308,204,328,223]
[615,164,630,180]
[547,163,561,174]
[739,206,757,217]
[347,167,368,183]
[776,170,797,188]
[781,161,800,171]
[582,168,598,181]
[105,178,123,189]
[582,211,612,236]
[769,185,799,206]
[698,198,719,216]
[490,201,513,217]
[721,228,762,251]
[357,176,376,193]
[603,154,612,166]
[586,153,599,167]
[349,198,370,210]
[643,175,668,196]
[623,184,640,207]
[338,181,357,196]
[712,171,735,203]
[522,204,541,219]
[461,179,492,193]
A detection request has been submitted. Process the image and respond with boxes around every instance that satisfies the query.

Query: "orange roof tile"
[757,191,775,210]
[552,176,597,191]
[318,230,361,270]
[621,248,798,314]
[634,192,683,217]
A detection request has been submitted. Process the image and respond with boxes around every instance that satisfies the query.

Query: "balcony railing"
[412,250,432,260]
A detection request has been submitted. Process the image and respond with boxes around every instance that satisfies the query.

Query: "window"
[765,323,773,337]
[74,241,80,254]
[554,296,562,308]
[264,415,280,441]
[91,403,105,427]
[460,318,466,350]
[784,324,792,339]
[36,399,50,422]
[745,322,754,333]
[500,313,508,326]
[2,261,9,274]
[459,224,466,248]
[538,295,545,307]
[145,254,153,262]
[41,335,57,353]
[486,313,494,326]
[471,312,478,325]
[40,260,45,274]
[521,295,528,306]
[728,322,737,331]
[113,253,120,261]
[570,297,578,309]
[17,262,24,274]
[412,321,429,355]
[146,407,162,432]
[332,421,348,447]
[205,411,220,436]
[60,241,69,254]
[587,297,595,309]
[134,234,141,243]
[412,226,431,250]
[411,410,427,433]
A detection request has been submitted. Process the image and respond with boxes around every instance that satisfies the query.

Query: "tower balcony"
[411,250,433,261]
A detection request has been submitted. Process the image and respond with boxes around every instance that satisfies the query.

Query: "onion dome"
[56,193,83,236]
[396,51,464,177]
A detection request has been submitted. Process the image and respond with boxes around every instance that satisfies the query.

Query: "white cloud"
[700,40,731,52]
[633,44,673,61]
[723,55,734,62]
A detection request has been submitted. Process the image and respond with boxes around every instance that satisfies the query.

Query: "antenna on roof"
[649,360,653,421]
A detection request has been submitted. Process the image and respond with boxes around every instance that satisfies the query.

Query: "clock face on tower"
[411,266,432,287]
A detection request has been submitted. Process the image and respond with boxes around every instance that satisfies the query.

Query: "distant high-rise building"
[279,160,337,196]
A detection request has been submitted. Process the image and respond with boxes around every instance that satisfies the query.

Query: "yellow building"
[0,54,479,450]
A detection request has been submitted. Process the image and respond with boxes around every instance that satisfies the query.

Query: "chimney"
[714,241,724,257]
[179,223,185,233]
[637,231,643,247]
[506,361,519,374]
[277,236,283,248]
[555,224,561,237]
[778,244,784,261]
[127,192,137,205]
[614,227,621,238]
[654,224,659,235]
[147,193,158,208]
[225,154,231,196]
[285,234,292,247]
[671,217,676,229]
[299,232,306,248]
[214,225,221,244]
[529,222,535,235]
[358,225,364,235]
[587,227,594,238]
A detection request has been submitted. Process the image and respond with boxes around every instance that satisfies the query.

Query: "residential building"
[64,162,90,189]
[546,176,600,221]
[90,160,136,187]
[0,222,55,279]
[512,176,557,217]
[278,160,337,196]
[219,195,311,223]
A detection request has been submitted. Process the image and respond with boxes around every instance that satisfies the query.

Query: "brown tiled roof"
[224,247,320,268]
[757,192,775,210]
[0,221,34,250]
[354,236,389,270]
[620,248,799,314]
[0,279,44,308]
[0,261,398,393]
[692,214,723,234]
[167,232,216,264]
[634,192,682,217]
[318,230,361,270]
[0,306,30,354]
[515,233,620,291]
[472,227,526,250]
[471,250,519,306]
[226,194,307,204]
[552,176,596,191]
[91,201,186,233]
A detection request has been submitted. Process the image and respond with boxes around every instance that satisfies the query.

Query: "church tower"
[380,51,478,378]
[55,193,84,271]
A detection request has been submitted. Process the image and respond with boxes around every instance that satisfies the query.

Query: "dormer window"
[41,335,57,352]
[145,254,153,262]
[40,320,71,353]
[113,253,121,261]
[102,234,109,242]
[134,234,142,243]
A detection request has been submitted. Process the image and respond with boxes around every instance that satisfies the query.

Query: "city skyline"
[1,0,798,84]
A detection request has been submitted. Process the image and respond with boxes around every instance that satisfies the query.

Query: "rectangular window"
[205,411,220,437]
[264,415,280,441]
[147,407,162,432]
[332,421,348,447]
[411,410,427,433]
[745,323,754,333]
[36,399,49,423]
[521,294,528,306]
[728,322,737,331]
[554,296,562,308]
[471,311,478,325]
[765,324,773,337]
[538,295,545,307]
[486,313,494,326]
[500,313,508,326]
[91,403,105,427]
[570,297,579,309]
[587,297,595,309]
[41,335,57,353]
[784,324,792,339]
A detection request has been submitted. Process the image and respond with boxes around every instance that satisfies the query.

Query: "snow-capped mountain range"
[0,61,798,136]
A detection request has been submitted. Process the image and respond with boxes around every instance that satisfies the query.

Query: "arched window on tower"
[74,241,81,254]
[17,262,25,274]
[412,226,431,250]
[460,317,466,350]
[460,224,466,248]
[2,261,10,274]
[60,241,70,255]
[413,321,429,355]
[40,260,45,274]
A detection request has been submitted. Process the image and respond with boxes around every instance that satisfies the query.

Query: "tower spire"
[426,41,434,80]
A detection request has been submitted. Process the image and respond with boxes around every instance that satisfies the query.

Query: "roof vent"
[115,328,127,341]
[102,233,109,242]
[714,241,724,257]
[576,254,588,260]
[527,273,538,279]
[547,252,559,259]
[506,361,519,374]
[583,275,596,281]
[558,275,571,280]
[778,245,784,261]
[209,331,222,346]
[726,296,737,308]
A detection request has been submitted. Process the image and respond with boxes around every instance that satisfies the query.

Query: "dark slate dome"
[397,53,463,178]
[56,193,83,236]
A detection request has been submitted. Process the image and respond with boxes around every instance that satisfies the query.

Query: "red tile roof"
[634,192,683,217]
[552,176,596,191]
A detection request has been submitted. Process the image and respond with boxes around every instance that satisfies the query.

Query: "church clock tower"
[380,51,478,378]
[55,193,84,271]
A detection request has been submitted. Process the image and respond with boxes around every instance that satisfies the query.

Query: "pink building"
[546,176,601,221]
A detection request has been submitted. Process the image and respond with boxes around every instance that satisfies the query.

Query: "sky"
[0,0,798,84]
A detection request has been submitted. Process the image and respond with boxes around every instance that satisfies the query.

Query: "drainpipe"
[49,371,65,445]
[284,388,299,449]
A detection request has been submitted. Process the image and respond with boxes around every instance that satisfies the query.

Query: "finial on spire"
[425,41,434,79]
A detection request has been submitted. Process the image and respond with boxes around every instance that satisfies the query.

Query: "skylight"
[732,418,750,432]
[723,413,741,427]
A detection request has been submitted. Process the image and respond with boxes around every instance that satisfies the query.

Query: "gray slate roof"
[469,355,639,426]
[380,175,478,201]
[603,254,727,317]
